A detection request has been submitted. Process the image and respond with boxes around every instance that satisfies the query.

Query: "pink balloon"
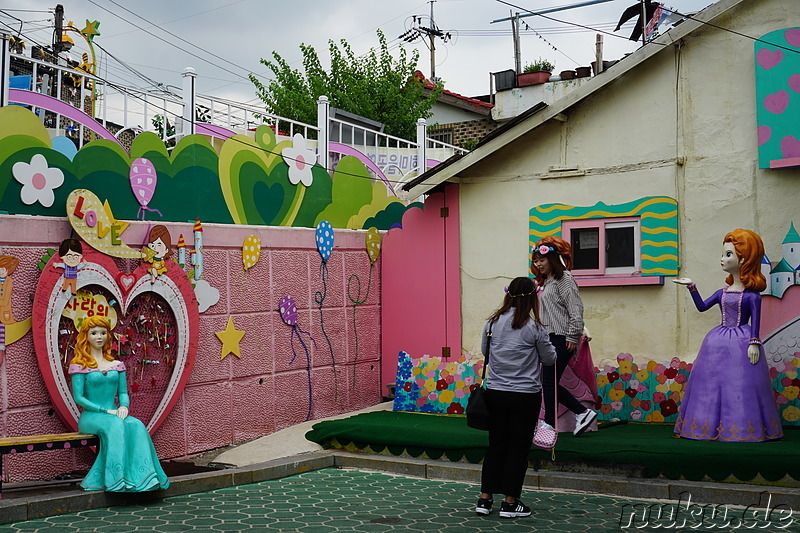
[279,296,298,326]
[129,158,157,207]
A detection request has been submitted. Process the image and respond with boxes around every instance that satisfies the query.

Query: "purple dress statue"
[674,287,783,442]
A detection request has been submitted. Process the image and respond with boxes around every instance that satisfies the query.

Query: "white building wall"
[456,0,800,368]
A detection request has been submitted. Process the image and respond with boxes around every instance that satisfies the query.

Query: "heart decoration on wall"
[33,246,199,435]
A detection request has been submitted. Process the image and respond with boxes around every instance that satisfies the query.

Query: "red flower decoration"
[469,383,479,393]
[625,387,637,398]
[639,400,651,411]
[436,379,448,391]
[664,367,678,379]
[403,382,412,392]
[653,392,666,403]
[447,402,465,415]
[620,373,632,381]
[607,371,619,382]
[660,399,678,416]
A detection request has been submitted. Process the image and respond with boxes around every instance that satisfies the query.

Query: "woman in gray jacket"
[476,277,556,519]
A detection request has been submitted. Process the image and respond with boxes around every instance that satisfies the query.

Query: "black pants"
[480,389,541,499]
[542,334,587,426]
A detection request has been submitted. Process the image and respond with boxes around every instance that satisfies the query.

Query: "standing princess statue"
[68,315,170,491]
[673,229,783,442]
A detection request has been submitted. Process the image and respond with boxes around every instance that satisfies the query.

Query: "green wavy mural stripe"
[529,196,679,276]
[290,166,333,227]
[362,201,423,230]
[315,156,372,227]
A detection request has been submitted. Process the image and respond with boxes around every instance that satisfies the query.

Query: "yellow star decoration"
[103,200,130,235]
[215,316,245,360]
[81,20,101,41]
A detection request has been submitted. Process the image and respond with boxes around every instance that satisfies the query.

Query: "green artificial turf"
[305,411,800,482]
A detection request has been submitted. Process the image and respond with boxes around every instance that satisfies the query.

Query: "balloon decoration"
[313,221,338,399]
[242,235,261,271]
[315,221,334,263]
[346,228,381,385]
[129,157,162,219]
[365,227,381,265]
[279,295,316,421]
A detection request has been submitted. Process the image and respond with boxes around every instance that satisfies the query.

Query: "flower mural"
[392,351,482,414]
[282,133,317,187]
[12,153,64,207]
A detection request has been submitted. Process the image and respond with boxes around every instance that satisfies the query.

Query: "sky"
[5,0,714,107]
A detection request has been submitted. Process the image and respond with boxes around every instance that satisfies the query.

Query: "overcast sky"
[7,0,713,105]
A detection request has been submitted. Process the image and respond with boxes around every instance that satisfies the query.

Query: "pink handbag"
[533,363,558,458]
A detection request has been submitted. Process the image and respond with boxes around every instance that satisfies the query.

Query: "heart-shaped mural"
[757,48,784,70]
[785,28,800,49]
[33,246,199,435]
[764,90,789,114]
[780,135,800,159]
[789,74,800,94]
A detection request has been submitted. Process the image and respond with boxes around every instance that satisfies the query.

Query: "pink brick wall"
[0,215,382,482]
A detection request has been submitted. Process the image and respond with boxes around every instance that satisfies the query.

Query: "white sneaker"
[573,410,597,436]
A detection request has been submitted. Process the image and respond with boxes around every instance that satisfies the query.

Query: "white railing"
[3,39,468,181]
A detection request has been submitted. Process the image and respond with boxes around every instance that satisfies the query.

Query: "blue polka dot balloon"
[316,221,334,263]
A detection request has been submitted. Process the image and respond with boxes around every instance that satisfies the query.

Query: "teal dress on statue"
[69,361,170,492]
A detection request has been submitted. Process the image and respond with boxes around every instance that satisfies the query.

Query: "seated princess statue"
[673,229,783,442]
[68,316,170,491]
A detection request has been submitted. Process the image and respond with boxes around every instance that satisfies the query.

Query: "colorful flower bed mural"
[0,106,418,230]
[596,353,800,426]
[392,351,481,414]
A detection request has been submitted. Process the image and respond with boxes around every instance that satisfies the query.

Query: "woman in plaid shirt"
[531,237,597,437]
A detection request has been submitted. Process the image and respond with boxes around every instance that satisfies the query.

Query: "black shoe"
[475,497,493,515]
[499,499,531,518]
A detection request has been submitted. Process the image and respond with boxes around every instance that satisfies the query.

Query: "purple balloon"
[130,157,157,207]
[279,296,298,326]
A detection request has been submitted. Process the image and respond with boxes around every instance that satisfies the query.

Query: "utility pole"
[53,4,64,53]
[511,11,521,74]
[639,0,647,45]
[397,0,452,83]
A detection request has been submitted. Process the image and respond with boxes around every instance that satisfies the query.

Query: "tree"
[250,30,441,141]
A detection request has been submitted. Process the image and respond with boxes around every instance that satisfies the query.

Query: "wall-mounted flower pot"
[560,70,577,80]
[517,70,552,86]
[575,66,592,78]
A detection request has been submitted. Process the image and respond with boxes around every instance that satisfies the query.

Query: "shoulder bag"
[533,362,558,458]
[466,321,492,430]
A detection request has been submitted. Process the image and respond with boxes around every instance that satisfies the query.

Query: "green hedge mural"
[0,106,413,230]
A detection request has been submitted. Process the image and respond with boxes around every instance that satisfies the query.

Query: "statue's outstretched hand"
[672,278,693,286]
[116,406,129,419]
[748,344,760,365]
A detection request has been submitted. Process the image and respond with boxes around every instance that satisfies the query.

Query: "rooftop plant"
[523,58,555,73]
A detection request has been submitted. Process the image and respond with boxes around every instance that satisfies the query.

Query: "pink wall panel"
[0,216,382,482]
[380,185,461,388]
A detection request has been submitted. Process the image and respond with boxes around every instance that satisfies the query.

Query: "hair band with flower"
[508,290,533,298]
[537,245,554,255]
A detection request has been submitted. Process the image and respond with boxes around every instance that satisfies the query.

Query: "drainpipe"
[316,95,329,174]
[416,118,427,178]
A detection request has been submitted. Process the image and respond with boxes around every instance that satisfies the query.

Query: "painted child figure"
[144,225,172,283]
[673,229,783,442]
[68,315,170,491]
[54,239,85,295]
[0,255,19,354]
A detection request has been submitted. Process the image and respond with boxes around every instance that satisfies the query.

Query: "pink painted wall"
[0,215,381,482]
[381,185,461,389]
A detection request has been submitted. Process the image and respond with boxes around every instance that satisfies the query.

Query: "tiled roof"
[414,71,493,110]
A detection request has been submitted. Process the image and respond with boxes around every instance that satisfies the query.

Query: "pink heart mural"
[780,136,800,159]
[789,74,800,94]
[785,28,800,48]
[757,125,772,147]
[33,247,199,435]
[757,49,784,70]
[764,90,789,114]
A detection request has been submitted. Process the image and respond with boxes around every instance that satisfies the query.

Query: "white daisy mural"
[12,153,64,208]
[281,133,317,187]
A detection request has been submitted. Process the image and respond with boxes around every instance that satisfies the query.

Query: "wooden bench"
[0,433,98,498]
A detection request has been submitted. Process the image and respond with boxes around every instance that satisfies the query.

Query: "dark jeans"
[480,388,541,499]
[542,333,587,426]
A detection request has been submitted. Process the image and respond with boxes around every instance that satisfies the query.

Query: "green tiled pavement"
[1,469,797,532]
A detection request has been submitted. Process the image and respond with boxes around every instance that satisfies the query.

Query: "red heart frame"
[33,246,199,435]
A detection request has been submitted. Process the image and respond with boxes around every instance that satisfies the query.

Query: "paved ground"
[0,468,672,532]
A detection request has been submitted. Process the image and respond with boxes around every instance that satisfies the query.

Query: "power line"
[85,0,258,82]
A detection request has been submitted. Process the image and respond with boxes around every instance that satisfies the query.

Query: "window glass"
[606,226,635,268]
[572,228,599,270]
